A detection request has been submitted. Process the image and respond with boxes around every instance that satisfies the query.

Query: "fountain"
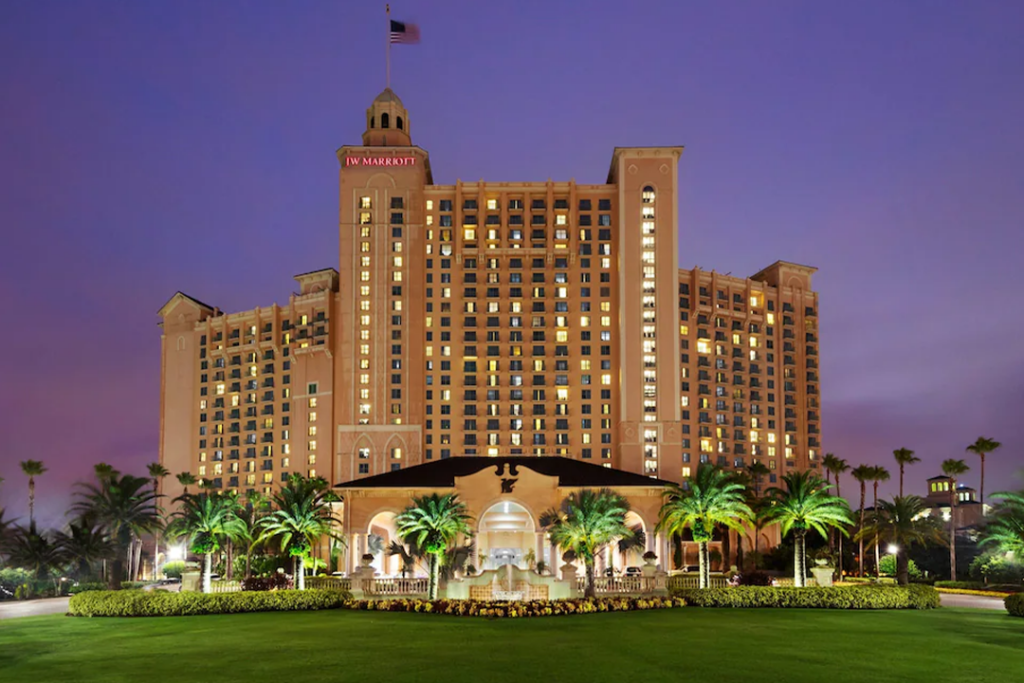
[492,563,526,601]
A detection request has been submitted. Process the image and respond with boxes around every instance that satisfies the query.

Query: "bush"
[1006,593,1024,617]
[69,589,351,617]
[240,573,294,592]
[733,571,773,586]
[68,582,108,595]
[672,585,939,609]
[340,596,686,618]
[160,561,187,579]
[970,553,1024,584]
[879,555,922,579]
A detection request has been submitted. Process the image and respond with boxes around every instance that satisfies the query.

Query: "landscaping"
[674,584,940,609]
[3,607,1024,683]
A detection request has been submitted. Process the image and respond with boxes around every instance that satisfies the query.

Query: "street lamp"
[167,544,185,561]
[887,544,899,555]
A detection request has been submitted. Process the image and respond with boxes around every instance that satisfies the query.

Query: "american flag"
[389,19,420,44]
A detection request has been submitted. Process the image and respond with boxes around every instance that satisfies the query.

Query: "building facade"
[158,89,822,505]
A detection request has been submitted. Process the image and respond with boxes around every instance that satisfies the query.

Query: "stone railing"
[368,577,429,596]
[575,576,659,594]
[666,575,729,590]
[305,576,352,592]
[209,580,242,593]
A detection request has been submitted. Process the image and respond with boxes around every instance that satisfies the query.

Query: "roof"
[373,88,404,107]
[157,291,215,317]
[335,456,672,490]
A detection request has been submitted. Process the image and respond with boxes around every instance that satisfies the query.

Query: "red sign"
[344,156,416,167]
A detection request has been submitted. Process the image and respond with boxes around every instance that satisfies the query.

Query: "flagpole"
[385,4,391,89]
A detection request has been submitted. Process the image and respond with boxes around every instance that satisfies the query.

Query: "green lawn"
[2,608,1022,683]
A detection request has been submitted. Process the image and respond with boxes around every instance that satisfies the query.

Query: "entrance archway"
[477,501,537,571]
[367,511,399,576]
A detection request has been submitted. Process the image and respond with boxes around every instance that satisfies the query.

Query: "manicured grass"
[2,608,1022,683]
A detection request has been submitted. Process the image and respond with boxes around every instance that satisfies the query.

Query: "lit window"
[360,196,371,209]
[391,447,402,459]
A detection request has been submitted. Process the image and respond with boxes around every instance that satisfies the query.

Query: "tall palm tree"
[146,463,170,578]
[981,491,1024,557]
[396,492,473,600]
[870,466,891,577]
[965,437,1001,506]
[765,471,853,587]
[55,518,115,580]
[168,491,244,593]
[93,463,120,482]
[746,462,770,499]
[822,455,850,571]
[857,496,945,586]
[850,465,874,577]
[235,491,269,578]
[259,475,344,590]
[71,474,161,589]
[941,458,970,581]
[892,448,920,497]
[656,464,752,589]
[176,472,197,495]
[19,460,47,531]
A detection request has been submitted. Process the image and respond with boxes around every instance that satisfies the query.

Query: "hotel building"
[158,89,822,508]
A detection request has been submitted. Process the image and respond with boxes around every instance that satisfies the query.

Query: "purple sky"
[2,1,1022,528]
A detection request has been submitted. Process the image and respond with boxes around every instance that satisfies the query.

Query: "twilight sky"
[1,1,1022,528]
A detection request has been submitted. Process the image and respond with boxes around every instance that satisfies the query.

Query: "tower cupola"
[362,88,411,146]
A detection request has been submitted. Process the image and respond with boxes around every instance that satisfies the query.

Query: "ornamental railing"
[305,576,352,591]
[368,577,429,595]
[666,575,729,590]
[575,576,658,594]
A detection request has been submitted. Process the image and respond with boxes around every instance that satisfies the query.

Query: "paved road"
[0,597,70,620]
[939,593,1007,610]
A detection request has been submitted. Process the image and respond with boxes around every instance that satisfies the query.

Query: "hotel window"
[360,197,372,209]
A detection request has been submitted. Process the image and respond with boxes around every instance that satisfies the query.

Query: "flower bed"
[936,588,1018,598]
[340,596,686,618]
[673,585,940,610]
[68,589,351,617]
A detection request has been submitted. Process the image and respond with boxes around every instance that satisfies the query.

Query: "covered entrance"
[477,501,536,571]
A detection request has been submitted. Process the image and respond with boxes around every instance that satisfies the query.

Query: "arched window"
[370,116,375,128]
[642,186,656,203]
[397,116,404,130]
[381,112,390,129]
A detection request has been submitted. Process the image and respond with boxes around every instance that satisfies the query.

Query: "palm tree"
[387,539,422,578]
[765,471,854,587]
[941,458,970,581]
[259,475,343,590]
[746,462,770,499]
[93,463,120,482]
[656,465,751,589]
[71,474,161,589]
[966,437,1001,506]
[168,491,244,593]
[235,491,269,578]
[3,525,62,581]
[857,496,945,585]
[146,463,170,578]
[981,491,1024,557]
[19,460,47,531]
[55,518,115,580]
[870,466,891,576]
[822,454,850,570]
[396,493,473,600]
[850,465,874,577]
[892,448,920,497]
[176,472,197,495]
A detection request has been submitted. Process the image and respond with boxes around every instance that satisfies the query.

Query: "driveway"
[0,597,70,620]
[939,593,1007,610]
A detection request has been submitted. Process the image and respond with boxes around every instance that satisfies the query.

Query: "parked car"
[625,566,642,576]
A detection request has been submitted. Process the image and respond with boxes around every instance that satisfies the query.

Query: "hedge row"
[934,581,1022,593]
[69,589,351,617]
[341,596,686,618]
[673,585,940,609]
[1006,594,1024,617]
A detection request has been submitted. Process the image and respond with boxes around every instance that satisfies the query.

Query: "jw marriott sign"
[344,156,417,167]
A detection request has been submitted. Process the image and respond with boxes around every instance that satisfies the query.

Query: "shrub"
[879,555,922,579]
[1005,593,1024,617]
[69,589,351,617]
[0,568,33,601]
[240,573,294,592]
[340,596,686,618]
[160,561,187,579]
[970,553,1024,584]
[734,571,773,586]
[672,585,939,609]
[68,582,109,595]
